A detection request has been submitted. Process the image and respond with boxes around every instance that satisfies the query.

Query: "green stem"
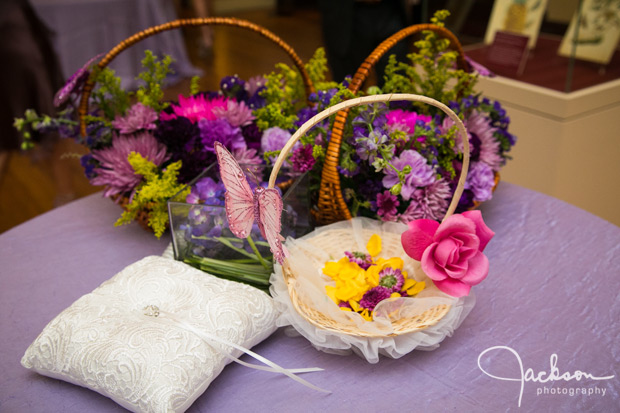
[246,235,271,270]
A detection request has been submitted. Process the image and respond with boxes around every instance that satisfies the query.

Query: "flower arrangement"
[305,10,516,222]
[323,233,426,321]
[14,10,514,245]
[14,48,342,238]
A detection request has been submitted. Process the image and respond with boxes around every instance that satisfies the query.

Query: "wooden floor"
[0,7,324,234]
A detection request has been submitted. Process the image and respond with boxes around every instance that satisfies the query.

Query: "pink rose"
[401,210,494,297]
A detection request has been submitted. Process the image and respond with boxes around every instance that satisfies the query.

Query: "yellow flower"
[366,234,382,257]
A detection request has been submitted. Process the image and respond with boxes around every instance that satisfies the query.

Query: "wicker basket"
[269,93,470,338]
[76,17,316,231]
[312,24,472,225]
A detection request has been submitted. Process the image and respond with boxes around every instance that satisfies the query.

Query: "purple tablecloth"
[1,183,618,412]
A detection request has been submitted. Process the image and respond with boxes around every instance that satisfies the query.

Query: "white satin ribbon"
[143,306,330,394]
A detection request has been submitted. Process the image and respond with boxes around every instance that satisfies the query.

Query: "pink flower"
[401,210,494,297]
[90,132,169,197]
[112,102,157,134]
[160,94,228,123]
[386,109,432,134]
[212,99,255,127]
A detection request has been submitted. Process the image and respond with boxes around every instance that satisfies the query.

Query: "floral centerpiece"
[14,48,340,238]
[303,10,516,223]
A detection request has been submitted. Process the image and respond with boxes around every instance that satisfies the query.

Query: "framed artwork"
[558,0,620,64]
[484,0,549,48]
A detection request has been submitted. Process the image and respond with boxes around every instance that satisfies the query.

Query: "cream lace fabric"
[21,256,278,413]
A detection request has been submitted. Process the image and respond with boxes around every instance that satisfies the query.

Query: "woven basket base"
[282,226,452,338]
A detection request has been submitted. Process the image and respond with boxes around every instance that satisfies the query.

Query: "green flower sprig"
[382,10,477,116]
[135,50,173,113]
[115,153,189,238]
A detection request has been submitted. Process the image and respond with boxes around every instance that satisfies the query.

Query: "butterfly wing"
[214,142,255,238]
[257,188,287,265]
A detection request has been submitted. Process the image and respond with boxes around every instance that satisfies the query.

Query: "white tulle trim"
[270,217,476,363]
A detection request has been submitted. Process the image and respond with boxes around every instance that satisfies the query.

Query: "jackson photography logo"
[477,346,615,407]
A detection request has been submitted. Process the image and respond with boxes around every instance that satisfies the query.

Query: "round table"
[1,182,618,412]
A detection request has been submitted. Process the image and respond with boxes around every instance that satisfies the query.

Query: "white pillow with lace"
[21,256,278,413]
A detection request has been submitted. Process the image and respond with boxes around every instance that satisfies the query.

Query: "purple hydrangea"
[198,118,246,152]
[382,150,435,200]
[465,161,495,202]
[112,102,158,134]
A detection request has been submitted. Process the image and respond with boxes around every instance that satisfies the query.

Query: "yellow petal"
[402,278,416,290]
[390,292,402,298]
[325,285,339,303]
[360,309,373,321]
[406,281,426,296]
[365,265,380,287]
[366,234,382,257]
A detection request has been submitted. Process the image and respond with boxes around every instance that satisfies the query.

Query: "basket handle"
[78,17,316,136]
[269,93,469,223]
[317,24,469,224]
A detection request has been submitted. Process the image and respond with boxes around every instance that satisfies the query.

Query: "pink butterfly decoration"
[214,141,287,265]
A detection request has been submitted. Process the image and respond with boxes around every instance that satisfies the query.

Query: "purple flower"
[290,144,316,173]
[220,75,248,101]
[212,99,255,127]
[186,177,225,205]
[80,154,97,179]
[245,76,266,96]
[375,191,399,220]
[90,132,169,197]
[465,112,503,171]
[112,103,158,134]
[232,147,262,165]
[465,161,495,202]
[345,251,373,270]
[360,286,392,311]
[355,130,387,162]
[382,150,435,200]
[399,179,452,222]
[378,267,405,291]
[261,127,291,154]
[241,123,262,151]
[53,53,102,107]
[198,118,246,152]
[154,116,205,183]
